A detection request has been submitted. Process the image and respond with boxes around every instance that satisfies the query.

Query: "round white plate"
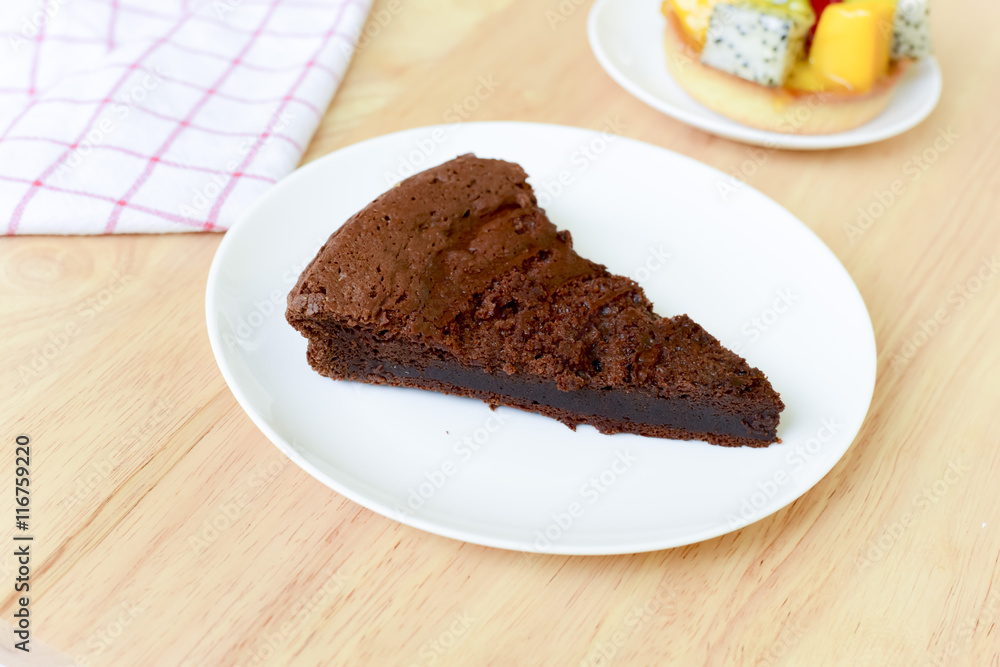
[588,0,942,150]
[206,121,876,554]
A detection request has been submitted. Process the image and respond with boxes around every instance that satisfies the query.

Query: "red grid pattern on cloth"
[0,0,371,235]
[10,99,305,149]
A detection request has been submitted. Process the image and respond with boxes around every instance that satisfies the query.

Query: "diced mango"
[845,0,897,68]
[662,0,719,46]
[808,0,896,92]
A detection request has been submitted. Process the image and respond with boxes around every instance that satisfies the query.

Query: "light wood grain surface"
[3,0,1000,665]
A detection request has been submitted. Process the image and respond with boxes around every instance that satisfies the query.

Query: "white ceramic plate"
[206,122,876,554]
[588,0,942,149]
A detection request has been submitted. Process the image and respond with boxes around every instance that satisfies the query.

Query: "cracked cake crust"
[286,154,783,446]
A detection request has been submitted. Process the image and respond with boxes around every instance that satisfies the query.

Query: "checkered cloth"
[0,0,371,234]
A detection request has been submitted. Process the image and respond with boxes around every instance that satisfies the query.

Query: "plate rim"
[205,120,878,555]
[586,0,943,150]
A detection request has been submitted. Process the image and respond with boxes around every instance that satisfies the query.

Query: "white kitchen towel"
[0,0,372,234]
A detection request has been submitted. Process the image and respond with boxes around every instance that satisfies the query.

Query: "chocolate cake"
[286,154,783,447]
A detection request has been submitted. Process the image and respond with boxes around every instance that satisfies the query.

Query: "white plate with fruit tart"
[588,0,942,149]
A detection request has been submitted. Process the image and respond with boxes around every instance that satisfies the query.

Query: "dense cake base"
[300,323,780,448]
[350,371,776,448]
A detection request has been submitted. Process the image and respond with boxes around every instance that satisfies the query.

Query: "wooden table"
[4,0,999,665]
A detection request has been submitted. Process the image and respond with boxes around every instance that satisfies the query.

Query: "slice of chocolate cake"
[286,154,783,447]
